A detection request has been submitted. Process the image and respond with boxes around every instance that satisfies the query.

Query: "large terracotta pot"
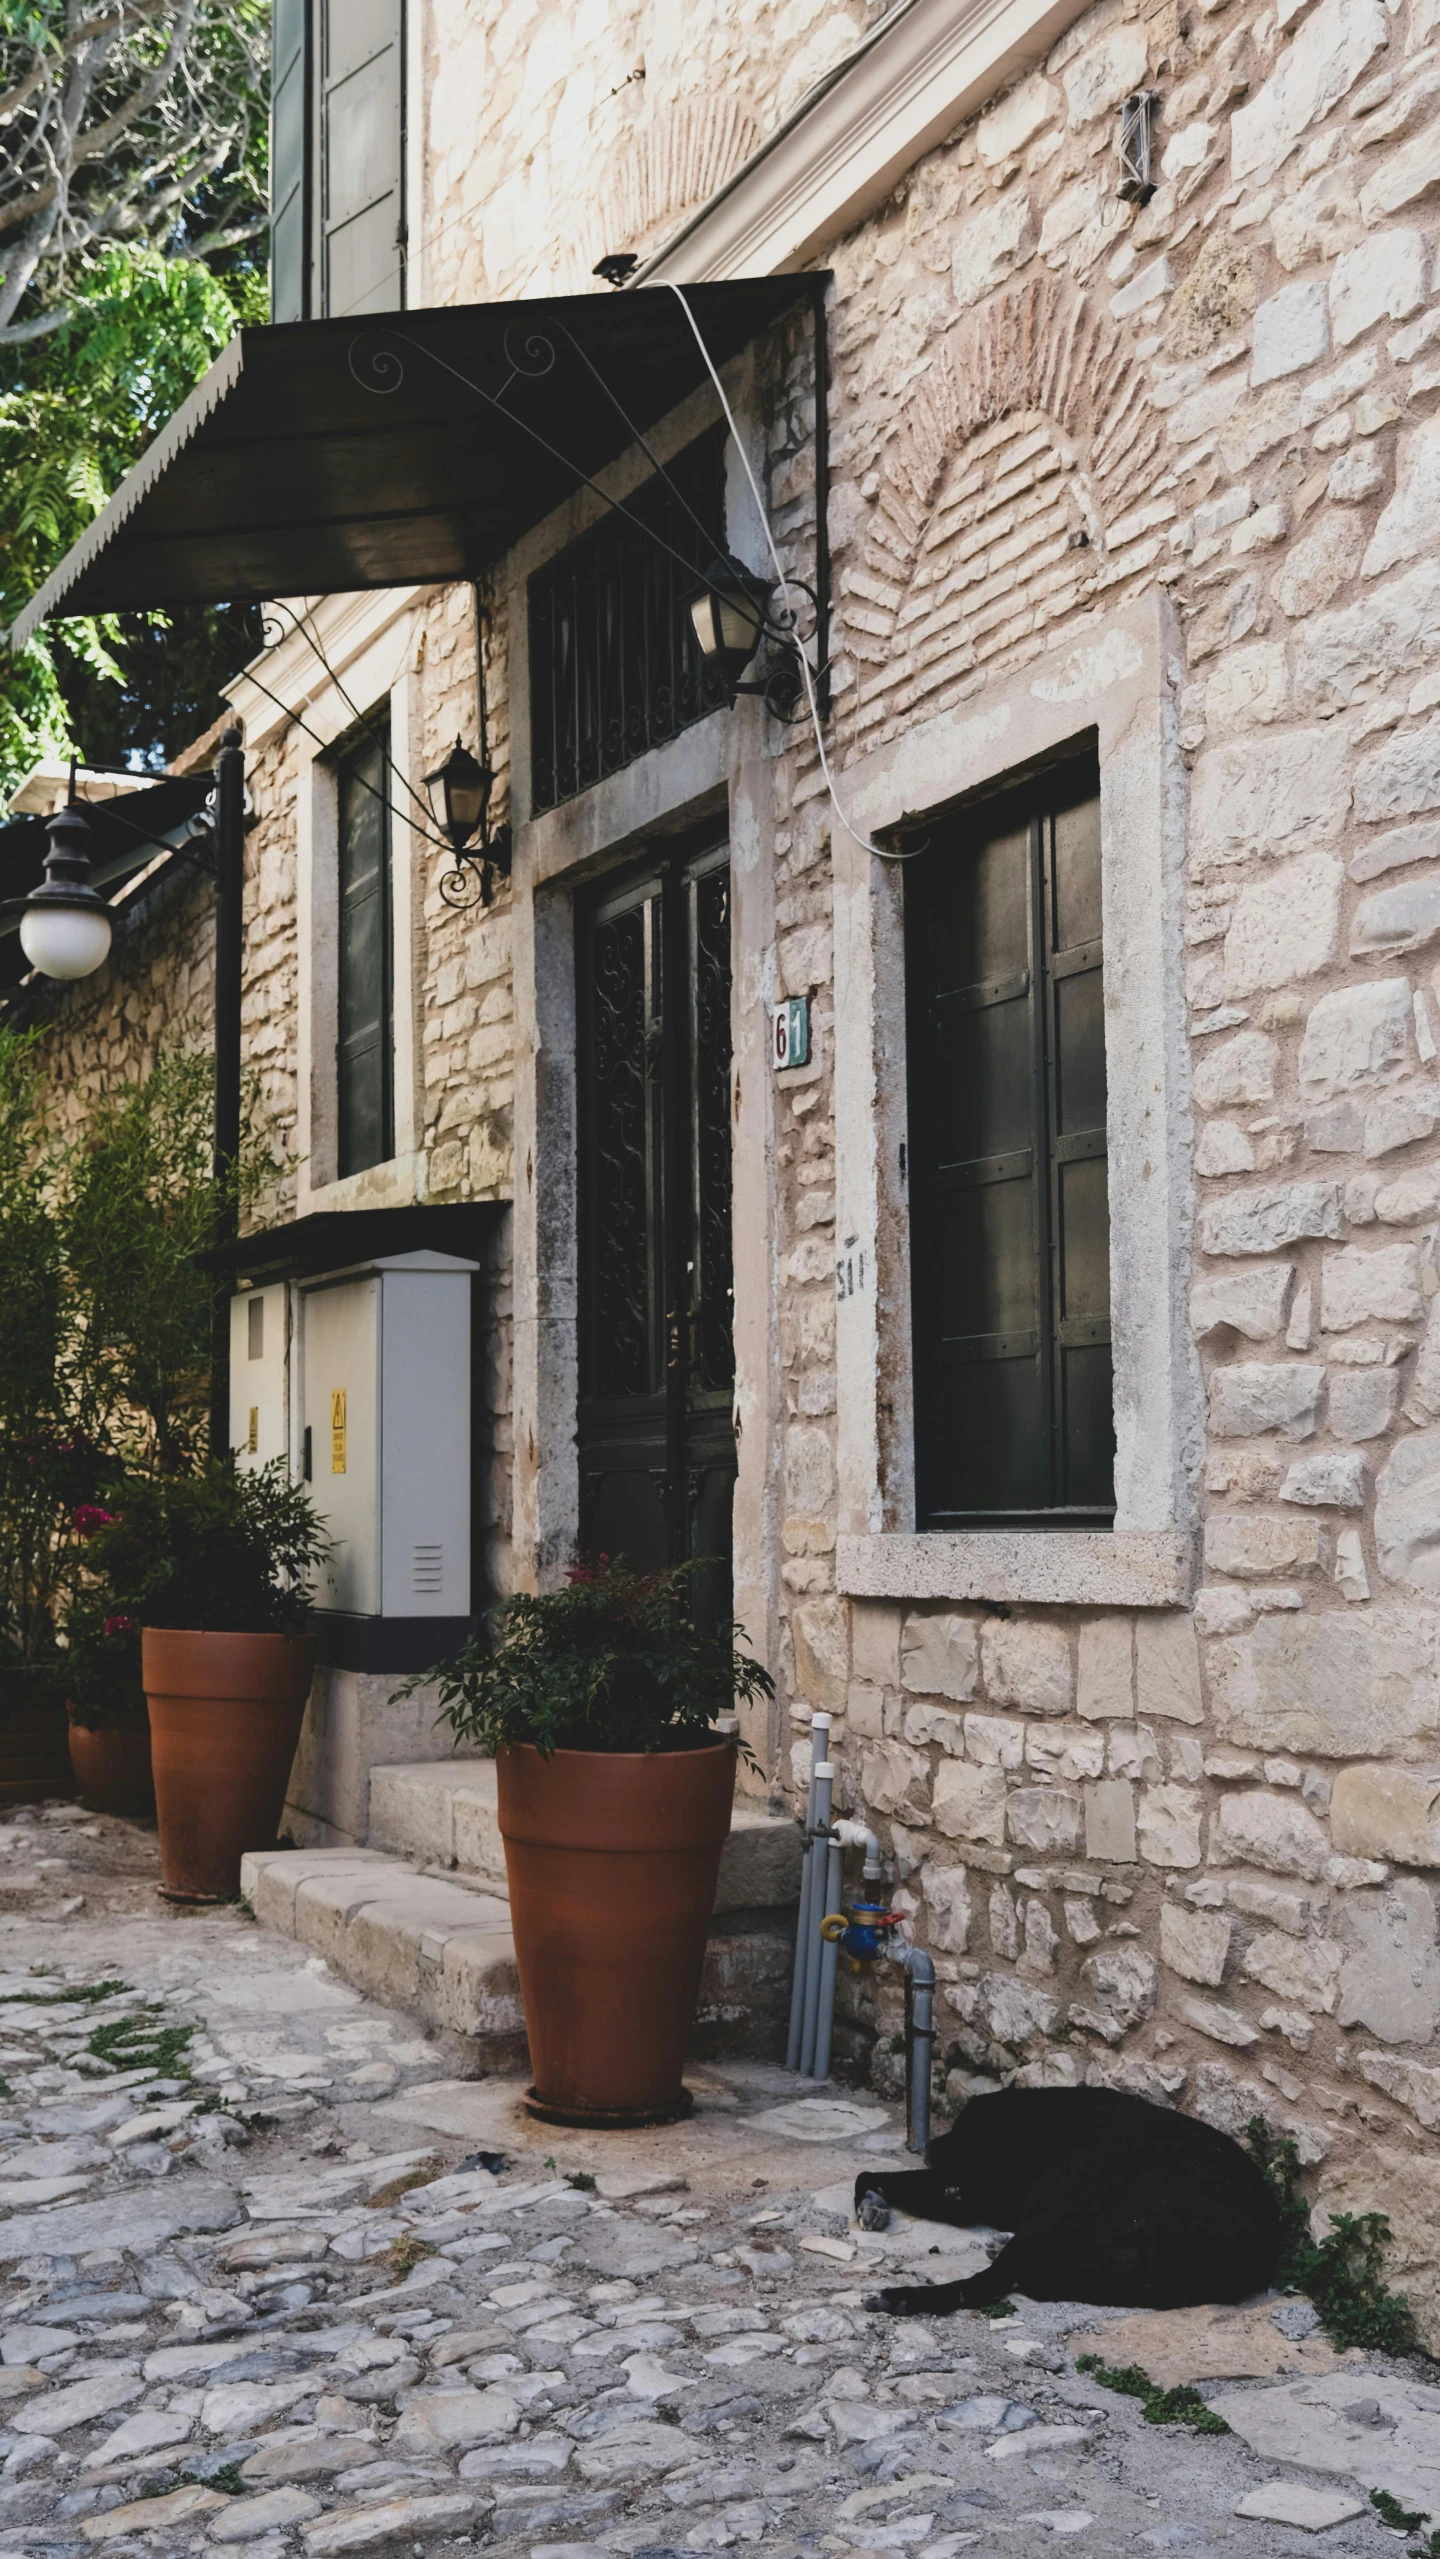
[67,1715,154,1817]
[141,1628,315,1902]
[497,1739,736,2128]
[0,1664,72,1805]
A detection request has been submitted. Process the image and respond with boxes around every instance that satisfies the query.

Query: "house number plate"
[773,995,810,1070]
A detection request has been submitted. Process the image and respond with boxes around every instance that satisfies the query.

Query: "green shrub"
[408,1555,774,1758]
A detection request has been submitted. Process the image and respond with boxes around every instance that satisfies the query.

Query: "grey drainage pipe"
[785,1714,830,2071]
[799,1755,834,2077]
[896,1944,936,2156]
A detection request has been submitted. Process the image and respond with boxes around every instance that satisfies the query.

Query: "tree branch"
[0,0,177,131]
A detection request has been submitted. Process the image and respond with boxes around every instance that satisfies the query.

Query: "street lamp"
[424,735,512,908]
[13,797,113,981]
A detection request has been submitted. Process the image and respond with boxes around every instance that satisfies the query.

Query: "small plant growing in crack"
[1074,2355,1231,2434]
[1246,2118,1415,2355]
[1372,2489,1429,2534]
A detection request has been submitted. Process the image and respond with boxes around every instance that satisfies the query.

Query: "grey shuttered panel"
[906,753,1113,1527]
[270,0,309,322]
[337,731,394,1179]
[320,0,405,319]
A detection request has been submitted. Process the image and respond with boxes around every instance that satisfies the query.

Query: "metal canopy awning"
[0,770,214,995]
[12,279,819,644]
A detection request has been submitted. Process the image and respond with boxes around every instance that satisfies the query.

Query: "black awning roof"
[0,770,214,995]
[207,1201,503,1281]
[12,279,818,643]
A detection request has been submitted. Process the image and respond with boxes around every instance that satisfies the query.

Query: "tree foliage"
[0,3,270,790]
[0,1031,269,1657]
[0,2,268,340]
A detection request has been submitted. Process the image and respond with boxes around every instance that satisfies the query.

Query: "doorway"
[576,831,735,1624]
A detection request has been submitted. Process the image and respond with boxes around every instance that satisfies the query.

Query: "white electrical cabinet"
[229,1283,289,1472]
[297,1251,475,1622]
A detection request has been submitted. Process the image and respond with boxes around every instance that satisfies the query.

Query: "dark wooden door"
[576,836,735,1622]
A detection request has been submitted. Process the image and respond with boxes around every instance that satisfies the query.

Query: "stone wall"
[17,0,1440,2270]
[752,0,1440,2269]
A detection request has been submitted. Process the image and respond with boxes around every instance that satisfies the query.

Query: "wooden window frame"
[269,0,407,323]
[905,748,1113,1532]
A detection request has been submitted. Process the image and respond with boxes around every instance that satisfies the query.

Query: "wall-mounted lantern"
[1118,93,1157,203]
[424,736,512,909]
[685,554,814,720]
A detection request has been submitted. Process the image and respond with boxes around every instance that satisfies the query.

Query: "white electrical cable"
[664,280,925,864]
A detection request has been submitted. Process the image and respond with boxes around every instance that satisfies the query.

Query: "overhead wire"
[662,280,927,864]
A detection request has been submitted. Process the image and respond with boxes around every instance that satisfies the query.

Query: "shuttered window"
[269,2,405,324]
[905,752,1114,1528]
[337,729,394,1179]
[320,0,405,319]
[270,0,309,323]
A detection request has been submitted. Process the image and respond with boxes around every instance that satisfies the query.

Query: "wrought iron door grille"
[529,429,728,814]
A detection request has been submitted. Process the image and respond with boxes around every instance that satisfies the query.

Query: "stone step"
[240,1842,797,2068]
[367,1758,804,1913]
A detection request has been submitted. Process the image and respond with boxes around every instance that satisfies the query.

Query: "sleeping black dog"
[856,2086,1280,2316]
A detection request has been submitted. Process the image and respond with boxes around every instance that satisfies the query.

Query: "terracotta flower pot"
[497,1738,736,2128]
[141,1627,315,1902]
[67,1714,154,1817]
[0,1664,73,1805]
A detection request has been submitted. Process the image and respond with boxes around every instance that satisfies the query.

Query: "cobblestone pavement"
[0,1804,1425,2559]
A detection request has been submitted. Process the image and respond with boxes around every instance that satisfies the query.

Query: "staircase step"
[367,1760,803,1911]
[241,1844,797,2068]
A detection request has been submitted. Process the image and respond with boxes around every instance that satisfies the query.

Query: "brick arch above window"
[840,272,1167,756]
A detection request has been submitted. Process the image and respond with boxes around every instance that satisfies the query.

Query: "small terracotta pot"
[0,1664,73,1805]
[67,1715,154,1817]
[141,1627,314,1902]
[497,1739,736,2127]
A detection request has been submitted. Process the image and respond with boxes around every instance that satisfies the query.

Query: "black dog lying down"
[856,2087,1279,2317]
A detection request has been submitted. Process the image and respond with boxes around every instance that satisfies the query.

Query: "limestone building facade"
[16,0,1440,2317]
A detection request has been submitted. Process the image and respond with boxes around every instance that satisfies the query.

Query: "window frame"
[830,589,1198,1610]
[905,745,1114,1533]
[335,719,396,1181]
[269,0,407,323]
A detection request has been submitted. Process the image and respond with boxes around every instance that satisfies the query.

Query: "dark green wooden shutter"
[337,731,394,1178]
[906,753,1113,1526]
[320,0,405,318]
[270,0,309,323]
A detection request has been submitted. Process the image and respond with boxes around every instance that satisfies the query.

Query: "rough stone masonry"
[21,0,1440,2313]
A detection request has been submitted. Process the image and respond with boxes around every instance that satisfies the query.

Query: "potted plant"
[82,1460,328,1899]
[414,1557,775,2128]
[59,1540,154,1815]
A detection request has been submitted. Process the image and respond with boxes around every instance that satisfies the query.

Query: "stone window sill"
[836,1531,1193,1609]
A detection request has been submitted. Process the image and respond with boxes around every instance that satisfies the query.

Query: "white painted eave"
[633,0,1093,283]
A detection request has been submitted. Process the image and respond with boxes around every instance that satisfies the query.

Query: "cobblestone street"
[0,1805,1429,2558]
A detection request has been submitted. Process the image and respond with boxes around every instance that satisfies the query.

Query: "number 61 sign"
[772,995,810,1070]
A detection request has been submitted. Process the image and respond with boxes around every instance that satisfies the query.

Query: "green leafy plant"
[406,1555,775,1759]
[1246,2118,1415,2355]
[86,2011,195,2079]
[78,1459,329,1640]
[0,1979,128,2007]
[1372,2490,1429,2535]
[60,1049,267,1472]
[1074,2354,1231,2434]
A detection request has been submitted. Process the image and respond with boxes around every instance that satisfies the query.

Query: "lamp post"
[11,726,247,1459]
